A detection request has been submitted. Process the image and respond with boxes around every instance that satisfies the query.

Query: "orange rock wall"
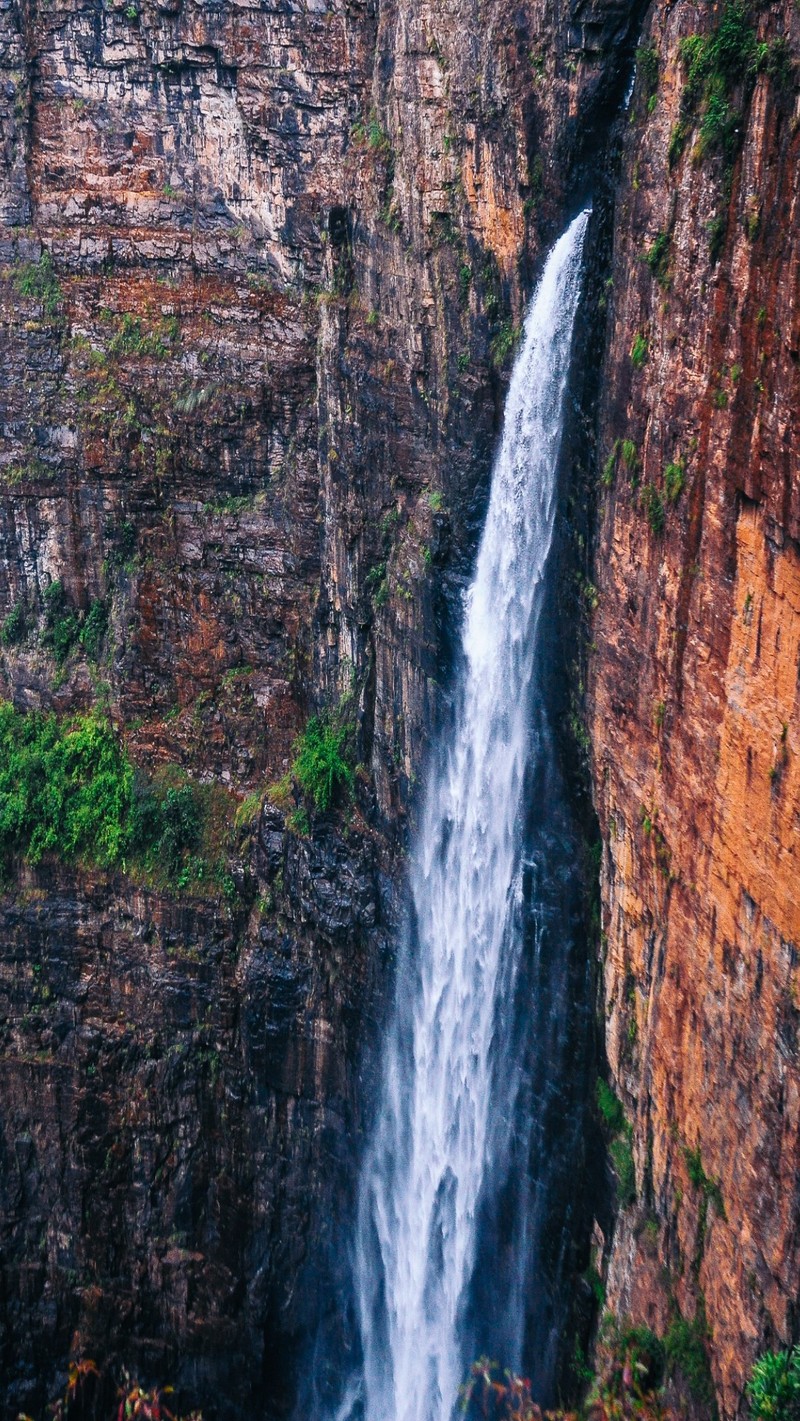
[590,0,800,1413]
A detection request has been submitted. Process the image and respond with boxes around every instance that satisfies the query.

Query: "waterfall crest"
[353,209,591,1421]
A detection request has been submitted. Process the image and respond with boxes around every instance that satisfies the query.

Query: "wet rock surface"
[0,836,389,1417]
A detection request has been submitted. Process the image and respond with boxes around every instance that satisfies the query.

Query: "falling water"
[352,209,591,1421]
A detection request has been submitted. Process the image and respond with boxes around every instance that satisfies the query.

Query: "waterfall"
[352,209,591,1421]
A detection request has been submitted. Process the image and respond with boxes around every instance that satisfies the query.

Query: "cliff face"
[0,0,630,802]
[0,0,636,1413]
[3,0,799,1413]
[589,0,800,1413]
[0,835,385,1414]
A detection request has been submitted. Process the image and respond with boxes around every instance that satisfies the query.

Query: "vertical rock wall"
[589,2,800,1413]
[0,0,637,1412]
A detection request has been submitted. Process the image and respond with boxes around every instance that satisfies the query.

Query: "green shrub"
[601,450,617,488]
[680,33,713,105]
[596,1314,667,1401]
[234,789,264,830]
[156,785,202,873]
[713,1,757,80]
[0,704,133,866]
[107,312,179,359]
[747,1347,800,1421]
[585,1264,606,1307]
[39,586,109,665]
[664,459,685,502]
[679,4,756,95]
[756,37,794,90]
[630,332,648,369]
[621,1322,665,1391]
[1,601,29,648]
[621,439,639,473]
[596,1077,625,1133]
[42,580,80,663]
[127,773,163,855]
[108,519,137,570]
[596,1078,636,1205]
[610,1134,637,1205]
[366,114,392,157]
[79,599,108,661]
[287,805,310,837]
[490,320,520,369]
[636,46,660,103]
[664,1306,716,1406]
[677,3,758,176]
[698,84,743,162]
[684,1143,706,1188]
[365,560,388,608]
[668,119,689,167]
[291,712,355,812]
[645,230,670,286]
[642,483,665,535]
[708,211,728,264]
[0,703,224,888]
[128,776,204,876]
[683,1144,725,1213]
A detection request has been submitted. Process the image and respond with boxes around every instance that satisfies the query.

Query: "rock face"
[589,1,800,1414]
[0,0,638,1414]
[2,0,798,1414]
[0,830,387,1417]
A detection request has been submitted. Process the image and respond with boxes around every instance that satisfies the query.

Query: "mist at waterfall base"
[332,210,594,1421]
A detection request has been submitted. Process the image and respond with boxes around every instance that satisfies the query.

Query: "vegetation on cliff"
[596,1079,636,1206]
[19,1361,202,1421]
[461,1319,667,1421]
[267,701,358,834]
[0,704,133,867]
[460,1323,799,1421]
[1,580,109,666]
[668,0,794,252]
[25,1335,800,1421]
[0,702,236,892]
[290,711,356,811]
[12,250,63,320]
[747,1348,800,1421]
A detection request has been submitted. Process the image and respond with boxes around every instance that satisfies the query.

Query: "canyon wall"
[0,0,632,1413]
[2,0,799,1414]
[589,0,800,1414]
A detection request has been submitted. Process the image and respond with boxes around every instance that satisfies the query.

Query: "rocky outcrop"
[589,2,800,1413]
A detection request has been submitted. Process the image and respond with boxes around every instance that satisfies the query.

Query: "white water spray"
[353,209,591,1421]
